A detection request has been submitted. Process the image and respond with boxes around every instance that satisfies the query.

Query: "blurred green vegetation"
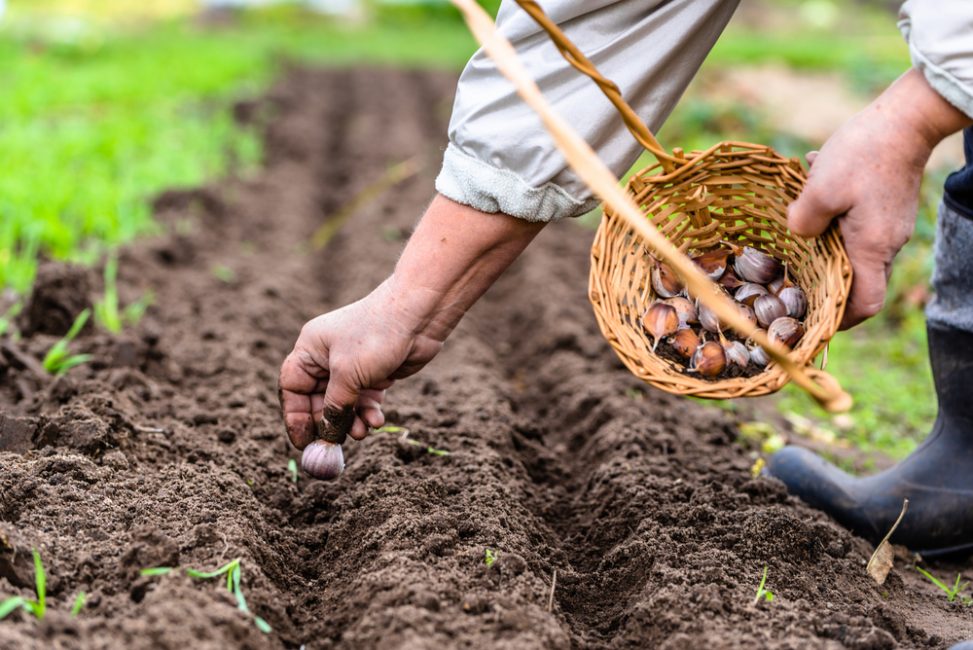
[0,0,945,460]
[0,6,478,292]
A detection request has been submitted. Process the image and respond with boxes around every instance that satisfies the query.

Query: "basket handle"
[449,0,852,413]
[513,0,677,173]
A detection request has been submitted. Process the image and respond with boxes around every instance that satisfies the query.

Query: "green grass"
[0,7,477,294]
[915,567,973,605]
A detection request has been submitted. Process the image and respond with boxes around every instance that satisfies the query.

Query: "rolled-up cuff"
[435,143,600,223]
[898,14,973,120]
[910,48,973,120]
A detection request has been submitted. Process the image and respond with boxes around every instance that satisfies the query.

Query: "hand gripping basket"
[452,0,854,411]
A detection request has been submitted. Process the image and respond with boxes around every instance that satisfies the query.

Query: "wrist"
[881,69,973,157]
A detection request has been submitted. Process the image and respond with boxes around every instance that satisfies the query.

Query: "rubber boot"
[767,323,973,557]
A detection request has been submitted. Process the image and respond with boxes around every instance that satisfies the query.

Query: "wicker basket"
[590,146,852,399]
[453,0,853,409]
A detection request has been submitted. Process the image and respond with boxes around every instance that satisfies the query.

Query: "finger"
[320,363,362,442]
[788,177,848,238]
[279,352,325,449]
[279,388,316,449]
[360,408,385,430]
[349,415,369,441]
[805,151,818,167]
[353,388,386,434]
[839,254,888,330]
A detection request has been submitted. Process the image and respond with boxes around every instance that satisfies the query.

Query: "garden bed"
[1,66,971,649]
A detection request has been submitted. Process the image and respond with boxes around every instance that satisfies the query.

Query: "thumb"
[318,366,361,443]
[788,172,848,238]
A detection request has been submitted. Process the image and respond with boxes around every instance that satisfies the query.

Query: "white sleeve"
[436,0,740,222]
[899,1,973,120]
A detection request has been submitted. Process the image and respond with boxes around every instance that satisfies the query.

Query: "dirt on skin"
[1,66,972,650]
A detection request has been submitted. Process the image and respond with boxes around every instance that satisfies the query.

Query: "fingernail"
[318,406,354,444]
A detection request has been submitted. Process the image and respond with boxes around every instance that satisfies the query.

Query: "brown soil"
[1,67,972,650]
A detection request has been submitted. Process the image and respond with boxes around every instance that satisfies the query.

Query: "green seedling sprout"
[484,548,498,569]
[139,566,175,577]
[141,559,272,633]
[753,565,775,605]
[0,302,22,338]
[915,566,973,604]
[70,592,86,617]
[42,309,92,376]
[287,458,299,483]
[212,264,236,284]
[94,255,154,333]
[375,425,450,457]
[0,549,47,620]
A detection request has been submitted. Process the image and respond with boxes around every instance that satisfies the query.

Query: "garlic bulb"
[733,246,783,284]
[768,275,792,295]
[778,286,807,319]
[748,343,770,367]
[301,440,345,480]
[691,248,731,281]
[664,296,698,327]
[719,267,744,290]
[734,282,769,307]
[696,299,722,334]
[722,339,750,368]
[753,294,787,329]
[651,259,684,298]
[767,316,804,349]
[689,341,726,377]
[642,302,680,351]
[670,327,700,359]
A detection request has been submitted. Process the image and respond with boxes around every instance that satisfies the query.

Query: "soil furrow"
[2,67,972,650]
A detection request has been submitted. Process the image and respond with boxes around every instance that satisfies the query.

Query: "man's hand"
[278,195,544,450]
[788,68,972,329]
[278,278,443,448]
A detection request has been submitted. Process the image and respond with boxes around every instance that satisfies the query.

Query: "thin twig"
[134,425,169,434]
[548,568,557,613]
[1,341,47,379]
[312,157,422,250]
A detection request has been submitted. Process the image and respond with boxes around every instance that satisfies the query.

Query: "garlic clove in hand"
[301,440,345,480]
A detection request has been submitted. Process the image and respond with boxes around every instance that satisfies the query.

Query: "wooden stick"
[448,0,851,413]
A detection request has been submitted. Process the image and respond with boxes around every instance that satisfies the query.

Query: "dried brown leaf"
[866,499,909,585]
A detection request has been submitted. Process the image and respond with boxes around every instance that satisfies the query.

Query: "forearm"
[388,194,545,341]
